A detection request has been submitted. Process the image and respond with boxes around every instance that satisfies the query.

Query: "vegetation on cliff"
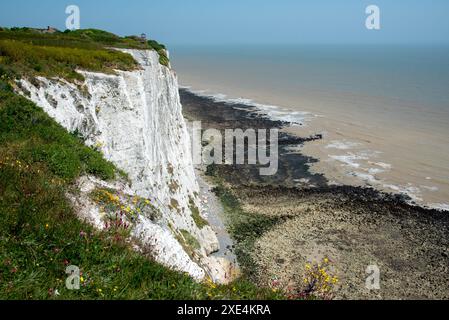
[0,27,170,83]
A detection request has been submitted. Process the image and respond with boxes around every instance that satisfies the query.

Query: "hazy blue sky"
[1,0,448,46]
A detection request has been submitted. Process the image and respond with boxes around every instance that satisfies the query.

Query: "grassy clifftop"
[0,28,170,82]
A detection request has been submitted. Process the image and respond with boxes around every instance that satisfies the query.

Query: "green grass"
[179,229,201,251]
[0,39,138,82]
[0,81,283,300]
[0,27,170,82]
[189,196,209,229]
[0,28,163,51]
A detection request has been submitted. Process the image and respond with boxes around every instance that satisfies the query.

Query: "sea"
[171,44,449,211]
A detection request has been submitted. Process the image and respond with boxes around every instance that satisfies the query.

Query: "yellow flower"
[45,224,49,229]
[324,258,329,264]
[80,276,84,283]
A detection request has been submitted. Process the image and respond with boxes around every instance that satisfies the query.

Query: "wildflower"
[94,141,104,149]
[80,276,85,283]
[324,258,329,264]
[45,224,50,229]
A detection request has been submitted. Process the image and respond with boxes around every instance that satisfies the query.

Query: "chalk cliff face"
[17,49,227,282]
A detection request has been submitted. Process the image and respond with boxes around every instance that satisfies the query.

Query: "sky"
[1,0,448,46]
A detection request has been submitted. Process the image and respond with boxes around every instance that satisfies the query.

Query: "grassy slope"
[0,28,282,300]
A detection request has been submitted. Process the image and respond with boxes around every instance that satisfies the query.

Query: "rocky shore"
[180,88,449,299]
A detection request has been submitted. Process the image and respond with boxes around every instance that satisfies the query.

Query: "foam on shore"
[180,86,313,126]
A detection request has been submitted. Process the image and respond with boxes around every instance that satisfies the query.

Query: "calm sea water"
[171,45,449,210]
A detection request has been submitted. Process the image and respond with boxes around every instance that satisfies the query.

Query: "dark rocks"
[180,88,449,299]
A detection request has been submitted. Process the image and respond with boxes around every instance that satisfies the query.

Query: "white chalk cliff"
[16,49,230,282]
